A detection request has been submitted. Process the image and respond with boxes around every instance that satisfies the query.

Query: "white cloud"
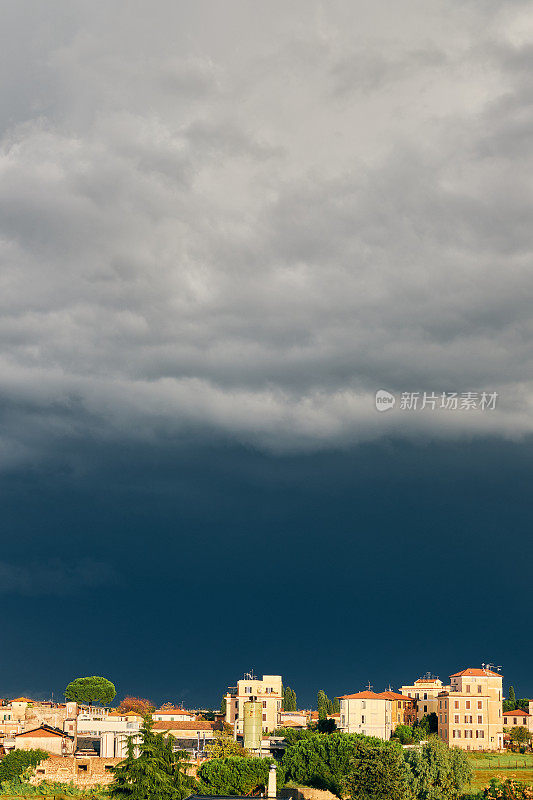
[1,0,533,463]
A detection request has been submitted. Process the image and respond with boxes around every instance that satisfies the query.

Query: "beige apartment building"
[338,691,393,739]
[400,675,451,720]
[503,706,533,733]
[224,673,282,734]
[437,667,504,751]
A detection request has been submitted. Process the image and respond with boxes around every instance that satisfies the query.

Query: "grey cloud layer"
[1,0,533,462]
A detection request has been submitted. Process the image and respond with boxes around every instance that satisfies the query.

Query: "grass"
[466,752,533,791]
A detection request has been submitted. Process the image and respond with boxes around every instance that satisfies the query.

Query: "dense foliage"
[117,697,155,715]
[281,730,472,800]
[197,756,274,795]
[282,731,368,795]
[344,737,410,800]
[404,736,472,800]
[283,687,298,711]
[204,731,246,758]
[0,780,106,797]
[65,675,116,706]
[110,719,196,800]
[0,749,49,784]
[483,777,533,799]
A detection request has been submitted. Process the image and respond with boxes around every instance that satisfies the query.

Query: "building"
[437,667,504,751]
[224,674,282,734]
[277,711,309,729]
[14,725,74,755]
[502,708,533,733]
[337,691,393,739]
[72,708,143,737]
[400,675,450,720]
[378,691,416,728]
[152,708,195,722]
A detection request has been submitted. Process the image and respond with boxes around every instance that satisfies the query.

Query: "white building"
[338,691,392,739]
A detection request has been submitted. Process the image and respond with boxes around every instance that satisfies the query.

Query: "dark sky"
[2,0,533,714]
[2,435,530,708]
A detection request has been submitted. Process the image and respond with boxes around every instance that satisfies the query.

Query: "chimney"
[267,763,277,799]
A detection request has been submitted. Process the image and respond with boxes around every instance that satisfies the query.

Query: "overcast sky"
[1,1,532,704]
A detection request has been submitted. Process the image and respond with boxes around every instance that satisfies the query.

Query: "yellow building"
[437,667,503,751]
[224,673,282,734]
[400,675,450,720]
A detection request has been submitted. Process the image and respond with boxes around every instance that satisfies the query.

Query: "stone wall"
[279,787,338,800]
[24,707,68,732]
[31,756,122,787]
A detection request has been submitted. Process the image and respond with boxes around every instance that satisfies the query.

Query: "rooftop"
[450,668,502,678]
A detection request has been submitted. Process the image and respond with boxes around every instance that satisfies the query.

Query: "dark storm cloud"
[1,0,533,466]
[0,559,118,595]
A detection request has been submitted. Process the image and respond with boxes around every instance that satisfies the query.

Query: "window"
[424,705,427,713]
[362,701,366,709]
[445,714,447,723]
[361,715,365,724]
[341,716,345,726]
[465,731,472,739]
[478,716,483,724]
[245,686,251,694]
[466,701,470,709]
[262,714,266,721]
[476,730,485,739]
[478,701,482,709]
[454,701,459,709]
[466,685,471,693]
[514,718,517,725]
[263,701,267,708]
[77,765,88,773]
[424,693,428,700]
[455,715,459,723]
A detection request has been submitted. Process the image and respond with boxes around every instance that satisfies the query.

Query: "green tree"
[65,676,116,706]
[283,687,297,711]
[197,757,274,795]
[503,686,517,713]
[332,697,340,714]
[220,696,226,715]
[317,718,337,734]
[282,730,366,796]
[317,690,329,721]
[404,735,472,800]
[509,726,531,744]
[344,738,410,800]
[204,732,246,759]
[111,718,196,800]
[0,749,49,783]
[391,724,415,745]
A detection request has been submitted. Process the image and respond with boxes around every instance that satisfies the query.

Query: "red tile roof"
[337,691,385,700]
[450,668,502,678]
[154,708,194,715]
[15,726,71,739]
[503,709,530,717]
[377,691,412,701]
[152,721,215,731]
